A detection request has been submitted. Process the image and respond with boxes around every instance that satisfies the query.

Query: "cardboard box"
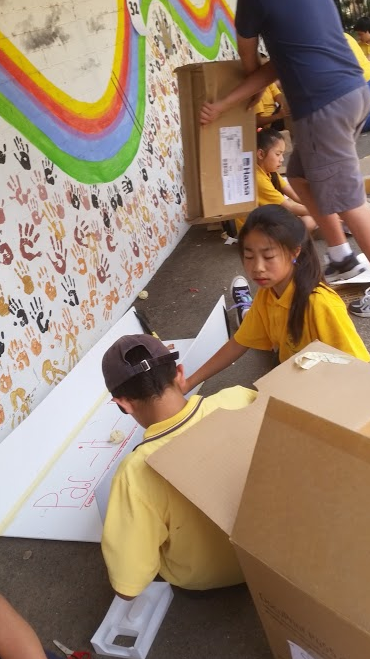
[148,341,370,659]
[175,60,257,225]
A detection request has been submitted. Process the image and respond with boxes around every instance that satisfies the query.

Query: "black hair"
[354,16,370,32]
[111,345,177,402]
[238,205,323,345]
[257,128,285,193]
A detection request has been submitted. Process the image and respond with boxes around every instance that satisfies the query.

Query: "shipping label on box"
[220,126,254,205]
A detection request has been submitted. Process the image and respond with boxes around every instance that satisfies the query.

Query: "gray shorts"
[287,84,370,215]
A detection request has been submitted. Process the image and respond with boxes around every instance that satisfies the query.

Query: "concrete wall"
[0,0,237,440]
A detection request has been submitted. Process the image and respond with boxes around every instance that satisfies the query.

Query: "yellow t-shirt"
[254,82,281,118]
[257,164,287,206]
[102,386,257,597]
[234,280,370,363]
[357,40,370,60]
[345,33,370,82]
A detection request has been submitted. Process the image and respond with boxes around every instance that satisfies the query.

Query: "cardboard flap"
[232,397,370,632]
[255,340,370,433]
[147,394,268,536]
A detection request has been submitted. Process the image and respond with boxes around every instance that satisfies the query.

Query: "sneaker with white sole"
[229,276,253,327]
[325,252,365,283]
[348,288,370,317]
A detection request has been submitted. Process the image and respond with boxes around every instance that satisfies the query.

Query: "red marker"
[53,639,91,659]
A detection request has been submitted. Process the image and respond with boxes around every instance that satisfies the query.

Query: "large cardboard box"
[148,341,370,659]
[176,60,257,225]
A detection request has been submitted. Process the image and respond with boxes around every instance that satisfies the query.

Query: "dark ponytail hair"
[238,205,323,345]
[257,127,285,193]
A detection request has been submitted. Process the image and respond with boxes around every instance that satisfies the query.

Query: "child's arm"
[200,60,278,125]
[183,338,249,394]
[256,105,289,128]
[0,595,48,659]
[281,184,310,217]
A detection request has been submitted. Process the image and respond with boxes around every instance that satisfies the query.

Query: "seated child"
[101,335,257,599]
[354,16,370,60]
[235,129,317,236]
[254,82,289,130]
[184,206,369,393]
[255,128,317,233]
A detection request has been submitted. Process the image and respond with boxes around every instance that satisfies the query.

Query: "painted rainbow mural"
[0,0,236,183]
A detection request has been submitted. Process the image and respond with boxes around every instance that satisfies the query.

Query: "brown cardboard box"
[175,60,257,225]
[148,341,370,659]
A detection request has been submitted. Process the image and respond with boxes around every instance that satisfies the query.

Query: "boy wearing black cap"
[101,334,256,599]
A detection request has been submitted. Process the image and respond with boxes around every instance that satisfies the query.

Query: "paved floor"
[2,136,370,658]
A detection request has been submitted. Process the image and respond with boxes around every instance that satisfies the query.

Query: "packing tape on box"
[294,352,351,371]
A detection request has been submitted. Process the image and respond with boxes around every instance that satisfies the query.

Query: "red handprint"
[97,255,111,283]
[18,223,42,261]
[47,235,67,274]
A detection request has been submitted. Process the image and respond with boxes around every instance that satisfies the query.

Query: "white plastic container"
[91,581,174,658]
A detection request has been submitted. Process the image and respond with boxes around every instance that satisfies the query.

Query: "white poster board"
[1,297,228,542]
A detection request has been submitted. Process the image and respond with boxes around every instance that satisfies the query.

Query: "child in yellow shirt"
[101,334,256,599]
[184,205,369,393]
[354,17,370,60]
[254,82,289,129]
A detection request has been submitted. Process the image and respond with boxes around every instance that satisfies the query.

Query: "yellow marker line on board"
[0,389,109,536]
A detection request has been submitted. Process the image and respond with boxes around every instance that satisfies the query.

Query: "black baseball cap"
[102,334,179,392]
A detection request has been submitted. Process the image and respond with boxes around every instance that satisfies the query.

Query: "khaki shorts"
[287,85,370,215]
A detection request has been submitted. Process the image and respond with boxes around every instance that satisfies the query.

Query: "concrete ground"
[2,134,370,658]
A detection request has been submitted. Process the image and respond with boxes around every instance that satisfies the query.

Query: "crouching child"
[101,334,257,599]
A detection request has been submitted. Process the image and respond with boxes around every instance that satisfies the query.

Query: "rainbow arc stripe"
[0,0,235,182]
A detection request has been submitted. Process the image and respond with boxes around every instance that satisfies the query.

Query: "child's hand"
[200,101,223,125]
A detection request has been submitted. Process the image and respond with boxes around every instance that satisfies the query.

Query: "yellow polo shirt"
[254,82,281,118]
[234,280,370,363]
[357,40,370,60]
[257,164,287,206]
[102,386,257,597]
[345,33,370,82]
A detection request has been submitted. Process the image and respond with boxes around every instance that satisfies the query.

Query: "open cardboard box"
[148,341,370,659]
[176,60,257,225]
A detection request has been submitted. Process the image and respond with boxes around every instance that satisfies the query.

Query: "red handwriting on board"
[33,476,96,508]
[32,425,139,511]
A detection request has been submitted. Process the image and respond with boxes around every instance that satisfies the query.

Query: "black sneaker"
[229,276,253,327]
[348,288,370,317]
[325,253,365,283]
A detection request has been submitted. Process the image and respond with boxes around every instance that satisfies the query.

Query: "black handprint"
[0,331,5,358]
[62,275,79,307]
[107,186,118,211]
[8,298,29,327]
[100,202,111,228]
[0,144,6,165]
[30,297,52,333]
[91,184,100,209]
[42,158,56,185]
[14,136,31,170]
[141,167,148,182]
[122,176,133,194]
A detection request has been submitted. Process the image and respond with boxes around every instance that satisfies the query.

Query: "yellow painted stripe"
[0,389,109,536]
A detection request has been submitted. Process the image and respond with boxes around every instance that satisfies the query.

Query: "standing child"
[184,206,369,393]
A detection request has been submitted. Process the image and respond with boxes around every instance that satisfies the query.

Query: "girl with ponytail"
[184,206,368,393]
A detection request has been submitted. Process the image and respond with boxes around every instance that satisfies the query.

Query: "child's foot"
[230,276,253,327]
[325,253,365,283]
[348,287,370,317]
